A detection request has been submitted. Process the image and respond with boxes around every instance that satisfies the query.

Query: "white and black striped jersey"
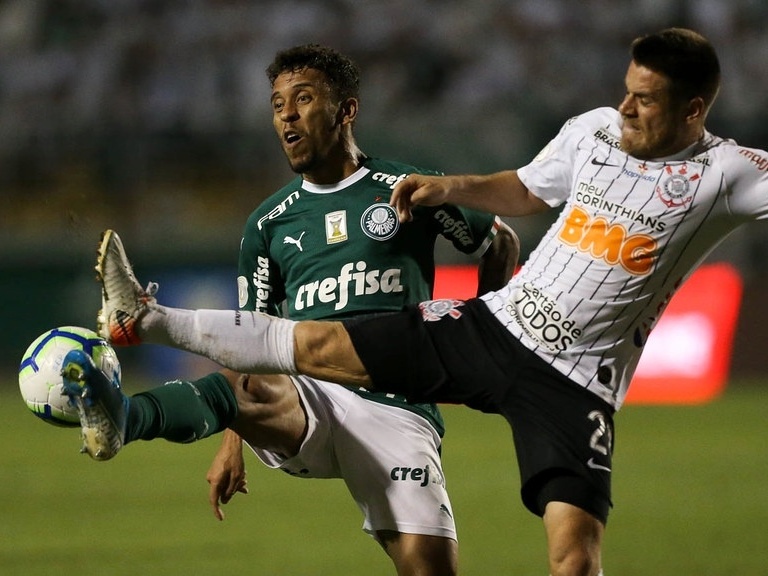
[482,107,768,409]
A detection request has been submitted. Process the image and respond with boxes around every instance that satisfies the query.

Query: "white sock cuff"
[139,304,296,374]
[261,311,296,374]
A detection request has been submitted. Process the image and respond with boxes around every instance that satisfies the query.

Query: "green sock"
[125,372,238,444]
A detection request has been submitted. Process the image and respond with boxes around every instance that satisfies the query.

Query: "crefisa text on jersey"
[294,261,403,312]
[249,259,405,314]
[433,209,477,247]
[371,171,408,189]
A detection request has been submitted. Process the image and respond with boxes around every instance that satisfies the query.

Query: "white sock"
[138,304,297,374]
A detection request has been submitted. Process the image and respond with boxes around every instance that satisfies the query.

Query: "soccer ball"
[18,326,121,427]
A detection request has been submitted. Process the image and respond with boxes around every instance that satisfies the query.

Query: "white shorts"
[246,375,457,541]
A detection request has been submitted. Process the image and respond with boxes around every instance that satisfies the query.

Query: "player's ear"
[337,97,358,126]
[685,96,706,123]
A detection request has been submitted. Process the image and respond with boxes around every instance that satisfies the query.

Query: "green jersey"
[237,157,500,435]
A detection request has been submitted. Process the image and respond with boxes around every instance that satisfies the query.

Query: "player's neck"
[303,144,366,185]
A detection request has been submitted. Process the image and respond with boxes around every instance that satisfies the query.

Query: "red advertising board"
[626,263,742,404]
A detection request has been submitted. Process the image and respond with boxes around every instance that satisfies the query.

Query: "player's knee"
[233,374,295,416]
[238,373,283,402]
[378,531,458,576]
[549,548,601,576]
[229,374,306,455]
[544,500,604,576]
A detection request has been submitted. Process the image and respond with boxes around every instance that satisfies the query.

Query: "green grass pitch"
[2,377,767,575]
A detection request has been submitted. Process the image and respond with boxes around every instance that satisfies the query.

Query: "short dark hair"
[266,44,360,102]
[631,28,720,108]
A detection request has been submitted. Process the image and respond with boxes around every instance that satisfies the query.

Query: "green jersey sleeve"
[423,202,500,257]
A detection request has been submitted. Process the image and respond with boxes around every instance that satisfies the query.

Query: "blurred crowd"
[2,0,768,265]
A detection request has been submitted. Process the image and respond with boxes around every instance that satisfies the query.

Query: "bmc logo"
[558,206,657,275]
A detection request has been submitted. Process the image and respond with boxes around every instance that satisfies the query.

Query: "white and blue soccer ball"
[18,326,121,427]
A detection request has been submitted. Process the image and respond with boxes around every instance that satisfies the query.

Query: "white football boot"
[95,229,158,346]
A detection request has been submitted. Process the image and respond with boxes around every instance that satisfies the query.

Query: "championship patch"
[419,299,464,322]
[360,203,399,241]
[325,210,348,244]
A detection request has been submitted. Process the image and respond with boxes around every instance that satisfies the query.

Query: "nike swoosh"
[591,157,618,167]
[587,458,612,472]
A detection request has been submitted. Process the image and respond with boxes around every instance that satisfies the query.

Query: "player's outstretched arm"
[391,170,549,222]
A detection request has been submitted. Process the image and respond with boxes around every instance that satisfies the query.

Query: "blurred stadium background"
[2,1,768,574]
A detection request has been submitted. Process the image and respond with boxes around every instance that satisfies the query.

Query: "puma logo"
[284,231,306,251]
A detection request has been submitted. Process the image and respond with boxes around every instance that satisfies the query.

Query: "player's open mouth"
[284,131,302,145]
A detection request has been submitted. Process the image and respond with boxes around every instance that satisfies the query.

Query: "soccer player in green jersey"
[204,44,517,575]
[66,44,518,576]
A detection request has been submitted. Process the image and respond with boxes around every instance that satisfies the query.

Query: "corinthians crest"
[360,203,399,241]
[419,299,464,321]
[656,164,699,208]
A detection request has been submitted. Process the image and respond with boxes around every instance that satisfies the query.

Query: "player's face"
[271,68,346,179]
[618,61,693,160]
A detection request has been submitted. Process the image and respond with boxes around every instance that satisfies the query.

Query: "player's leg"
[134,306,367,386]
[543,502,604,576]
[330,387,458,576]
[227,371,307,456]
[61,348,239,460]
[67,239,369,462]
[501,348,613,576]
[207,370,308,519]
[232,375,459,573]
[96,229,369,384]
[378,531,458,576]
[60,346,312,464]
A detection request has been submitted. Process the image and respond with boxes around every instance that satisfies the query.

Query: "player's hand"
[206,431,248,521]
[391,173,451,222]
